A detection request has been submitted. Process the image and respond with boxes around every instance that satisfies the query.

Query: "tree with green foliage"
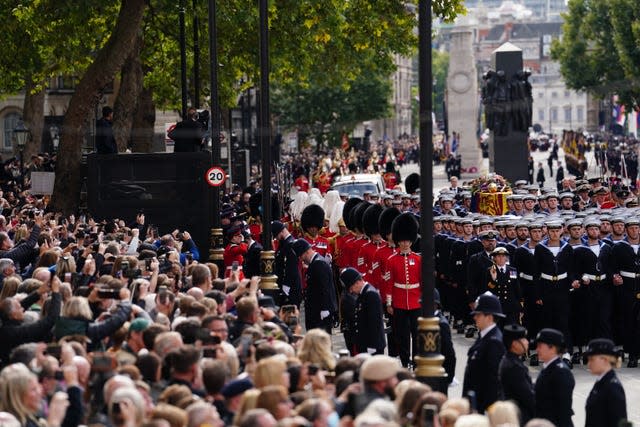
[551,0,639,107]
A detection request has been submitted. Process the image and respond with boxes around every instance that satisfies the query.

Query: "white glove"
[320,310,330,320]
[367,348,376,355]
[282,285,290,296]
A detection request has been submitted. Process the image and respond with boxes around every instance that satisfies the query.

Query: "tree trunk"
[50,0,147,214]
[113,31,143,152]
[22,78,45,161]
[130,87,155,153]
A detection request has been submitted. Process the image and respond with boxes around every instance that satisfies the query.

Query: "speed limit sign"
[205,166,226,187]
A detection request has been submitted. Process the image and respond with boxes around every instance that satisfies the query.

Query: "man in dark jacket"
[534,328,575,427]
[273,221,302,307]
[434,288,457,385]
[243,230,262,279]
[169,107,204,152]
[499,324,535,424]
[96,106,117,154]
[340,268,385,355]
[0,276,62,364]
[462,292,506,412]
[292,239,337,333]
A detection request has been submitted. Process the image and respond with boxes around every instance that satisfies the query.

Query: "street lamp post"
[207,0,225,274]
[415,0,448,393]
[13,120,29,190]
[259,0,278,291]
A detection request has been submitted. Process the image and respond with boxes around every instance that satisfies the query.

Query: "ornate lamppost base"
[414,316,449,394]
[260,250,279,290]
[208,228,224,278]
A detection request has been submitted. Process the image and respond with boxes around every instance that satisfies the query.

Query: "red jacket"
[224,243,248,268]
[358,240,387,278]
[334,234,353,269]
[387,251,422,310]
[371,244,395,300]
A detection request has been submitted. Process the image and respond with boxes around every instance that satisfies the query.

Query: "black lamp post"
[13,120,29,190]
[415,0,448,393]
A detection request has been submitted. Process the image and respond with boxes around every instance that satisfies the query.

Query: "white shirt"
[589,244,601,257]
[548,246,561,257]
[479,323,497,339]
[542,355,560,370]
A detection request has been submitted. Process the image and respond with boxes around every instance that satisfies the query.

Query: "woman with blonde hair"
[0,276,21,300]
[150,403,187,427]
[55,293,131,349]
[253,356,289,389]
[0,363,69,427]
[255,385,293,421]
[487,401,520,427]
[297,329,335,370]
[232,388,261,426]
[55,256,76,281]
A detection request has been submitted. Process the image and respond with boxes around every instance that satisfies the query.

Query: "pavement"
[327,146,640,425]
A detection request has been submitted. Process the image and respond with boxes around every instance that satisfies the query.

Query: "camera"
[286,315,298,328]
[202,348,217,358]
[97,288,120,299]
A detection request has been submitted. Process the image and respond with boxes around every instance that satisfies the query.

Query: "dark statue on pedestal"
[482,68,533,136]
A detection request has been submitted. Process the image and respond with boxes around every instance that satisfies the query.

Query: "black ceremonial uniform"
[243,239,263,278]
[305,253,338,333]
[585,369,627,427]
[467,250,494,302]
[534,240,574,351]
[535,357,575,427]
[483,265,522,325]
[573,241,613,341]
[611,239,640,362]
[340,291,357,355]
[436,308,457,385]
[353,283,386,354]
[462,326,505,412]
[274,234,303,306]
[513,243,541,339]
[448,237,472,326]
[434,232,451,310]
[498,352,535,423]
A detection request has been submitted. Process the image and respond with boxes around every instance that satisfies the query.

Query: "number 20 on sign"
[205,166,226,187]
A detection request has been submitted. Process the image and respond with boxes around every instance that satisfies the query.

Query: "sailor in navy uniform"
[534,328,575,427]
[584,338,627,427]
[484,247,522,326]
[611,217,640,367]
[448,217,474,332]
[462,292,506,413]
[513,221,544,365]
[340,267,386,355]
[534,220,575,365]
[467,230,499,310]
[573,218,613,345]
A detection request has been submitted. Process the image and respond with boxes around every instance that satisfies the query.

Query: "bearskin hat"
[301,204,325,232]
[404,173,420,195]
[392,212,419,243]
[386,161,395,173]
[343,197,363,231]
[362,204,384,237]
[379,207,401,238]
[351,202,370,234]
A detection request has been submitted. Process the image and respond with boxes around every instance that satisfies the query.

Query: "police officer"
[584,338,627,427]
[534,328,575,427]
[485,247,522,326]
[292,239,337,334]
[498,324,535,424]
[462,292,506,413]
[340,267,386,355]
[386,212,421,368]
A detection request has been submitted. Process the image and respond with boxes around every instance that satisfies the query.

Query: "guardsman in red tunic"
[294,174,310,192]
[350,202,371,272]
[301,205,331,258]
[358,204,387,283]
[223,225,247,279]
[375,207,401,357]
[386,212,422,368]
[383,161,398,190]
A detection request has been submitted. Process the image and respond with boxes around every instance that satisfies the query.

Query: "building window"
[538,92,544,98]
[3,113,20,150]
[538,108,545,121]
[551,92,558,98]
[564,90,570,98]
[564,106,572,123]
[550,107,558,122]
[577,106,584,122]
